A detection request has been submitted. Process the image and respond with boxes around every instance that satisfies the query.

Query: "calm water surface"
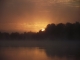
[0,41,80,60]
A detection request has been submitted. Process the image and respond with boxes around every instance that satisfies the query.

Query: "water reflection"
[0,41,80,60]
[0,47,78,60]
[0,47,49,60]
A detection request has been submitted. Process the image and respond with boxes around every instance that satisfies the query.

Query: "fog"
[0,40,80,60]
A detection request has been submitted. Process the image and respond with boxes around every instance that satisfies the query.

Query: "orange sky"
[0,0,80,32]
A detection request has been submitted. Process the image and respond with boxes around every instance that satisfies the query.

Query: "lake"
[0,40,80,60]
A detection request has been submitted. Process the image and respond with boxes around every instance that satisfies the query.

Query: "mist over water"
[0,40,80,60]
[0,0,80,60]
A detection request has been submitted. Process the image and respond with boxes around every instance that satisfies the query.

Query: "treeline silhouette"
[0,22,80,40]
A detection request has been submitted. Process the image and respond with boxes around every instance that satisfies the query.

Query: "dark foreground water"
[0,40,80,60]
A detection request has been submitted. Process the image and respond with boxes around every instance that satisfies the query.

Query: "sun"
[41,28,45,31]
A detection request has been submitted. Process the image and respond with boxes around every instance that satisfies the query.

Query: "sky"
[0,0,80,32]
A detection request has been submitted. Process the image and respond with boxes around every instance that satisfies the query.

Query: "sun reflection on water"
[0,47,50,60]
[0,47,75,60]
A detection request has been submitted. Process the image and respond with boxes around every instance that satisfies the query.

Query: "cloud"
[0,0,35,23]
[0,0,80,23]
[0,0,80,32]
[49,3,80,23]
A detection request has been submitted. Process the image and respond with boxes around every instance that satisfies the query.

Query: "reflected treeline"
[0,41,80,59]
[0,22,80,40]
[43,42,80,58]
